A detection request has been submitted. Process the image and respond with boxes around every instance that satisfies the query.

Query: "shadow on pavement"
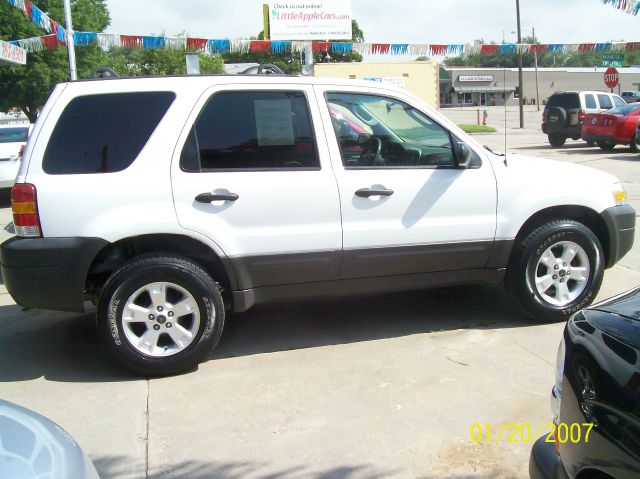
[92,454,517,479]
[210,285,532,361]
[93,455,397,479]
[0,285,535,383]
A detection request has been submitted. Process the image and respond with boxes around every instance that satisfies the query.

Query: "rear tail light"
[12,183,42,237]
[578,110,585,122]
[18,144,25,160]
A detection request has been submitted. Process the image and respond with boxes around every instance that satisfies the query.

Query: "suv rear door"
[172,84,342,289]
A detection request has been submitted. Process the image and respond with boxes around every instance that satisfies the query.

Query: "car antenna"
[503,62,508,166]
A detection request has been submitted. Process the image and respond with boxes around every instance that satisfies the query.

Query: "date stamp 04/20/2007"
[470,422,594,445]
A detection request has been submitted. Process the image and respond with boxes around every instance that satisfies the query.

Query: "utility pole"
[516,0,524,128]
[63,0,77,80]
[533,26,540,111]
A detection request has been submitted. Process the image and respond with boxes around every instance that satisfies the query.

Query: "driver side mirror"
[455,142,472,169]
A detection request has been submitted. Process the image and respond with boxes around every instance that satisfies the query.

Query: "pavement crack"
[145,378,150,479]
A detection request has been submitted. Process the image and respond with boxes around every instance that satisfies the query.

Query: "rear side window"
[0,127,29,143]
[547,93,579,109]
[597,94,613,110]
[43,92,175,174]
[584,94,596,109]
[180,90,319,172]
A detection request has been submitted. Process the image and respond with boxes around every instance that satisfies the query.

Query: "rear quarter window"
[43,91,175,174]
[584,94,596,109]
[547,93,580,109]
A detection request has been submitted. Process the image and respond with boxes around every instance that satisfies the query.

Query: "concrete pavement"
[0,112,638,478]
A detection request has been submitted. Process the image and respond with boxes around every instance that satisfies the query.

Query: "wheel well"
[85,234,234,307]
[575,469,614,479]
[513,206,610,263]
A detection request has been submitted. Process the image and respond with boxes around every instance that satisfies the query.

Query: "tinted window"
[607,103,640,116]
[181,91,319,171]
[598,94,613,110]
[327,92,455,168]
[0,127,28,144]
[547,93,580,109]
[44,92,174,174]
[584,94,596,109]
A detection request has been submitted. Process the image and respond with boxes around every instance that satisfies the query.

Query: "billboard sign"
[268,1,352,41]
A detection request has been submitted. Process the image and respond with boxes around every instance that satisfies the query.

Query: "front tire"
[97,255,225,376]
[597,141,615,151]
[630,133,639,153]
[506,220,604,322]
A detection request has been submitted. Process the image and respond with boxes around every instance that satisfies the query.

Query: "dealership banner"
[268,1,352,41]
[0,39,26,65]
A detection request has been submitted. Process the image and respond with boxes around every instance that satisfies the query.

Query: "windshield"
[0,127,29,144]
[607,103,640,116]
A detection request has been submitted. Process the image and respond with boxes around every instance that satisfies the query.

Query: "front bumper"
[601,205,636,268]
[529,436,568,479]
[0,236,108,312]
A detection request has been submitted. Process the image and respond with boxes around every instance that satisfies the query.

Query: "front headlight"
[613,183,628,206]
[551,336,565,422]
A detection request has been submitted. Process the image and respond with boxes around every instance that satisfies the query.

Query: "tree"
[105,48,224,76]
[0,0,110,121]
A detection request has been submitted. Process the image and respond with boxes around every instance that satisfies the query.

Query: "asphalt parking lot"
[0,105,638,479]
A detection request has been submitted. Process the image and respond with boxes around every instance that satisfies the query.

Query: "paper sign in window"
[254,100,295,146]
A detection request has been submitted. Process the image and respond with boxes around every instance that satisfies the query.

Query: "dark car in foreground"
[530,286,640,479]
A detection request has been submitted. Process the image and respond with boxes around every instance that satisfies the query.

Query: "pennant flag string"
[601,0,640,15]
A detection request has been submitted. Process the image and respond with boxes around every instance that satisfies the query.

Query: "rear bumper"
[529,436,568,479]
[0,237,108,312]
[601,205,636,268]
[542,124,581,138]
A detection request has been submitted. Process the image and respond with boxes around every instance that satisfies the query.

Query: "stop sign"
[604,67,619,88]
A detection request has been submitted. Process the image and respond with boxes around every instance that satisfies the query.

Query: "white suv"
[0,76,635,375]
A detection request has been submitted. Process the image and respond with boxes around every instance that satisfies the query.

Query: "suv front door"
[172,84,342,290]
[316,86,498,279]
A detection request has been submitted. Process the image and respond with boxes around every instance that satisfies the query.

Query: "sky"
[103,0,640,46]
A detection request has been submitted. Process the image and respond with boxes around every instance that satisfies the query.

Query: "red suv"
[581,103,640,152]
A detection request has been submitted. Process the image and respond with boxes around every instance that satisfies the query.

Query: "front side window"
[180,90,319,172]
[613,95,626,108]
[326,92,455,168]
[43,92,175,174]
[598,94,613,110]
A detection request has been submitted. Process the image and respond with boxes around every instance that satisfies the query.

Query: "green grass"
[458,124,497,134]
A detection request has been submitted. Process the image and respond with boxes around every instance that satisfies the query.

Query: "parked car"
[621,91,640,103]
[0,76,635,375]
[529,286,640,479]
[0,399,99,479]
[0,124,31,189]
[582,102,640,152]
[542,91,626,147]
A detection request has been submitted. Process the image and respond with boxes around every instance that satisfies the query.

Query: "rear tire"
[505,220,604,322]
[548,134,566,147]
[97,255,225,376]
[597,141,615,151]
